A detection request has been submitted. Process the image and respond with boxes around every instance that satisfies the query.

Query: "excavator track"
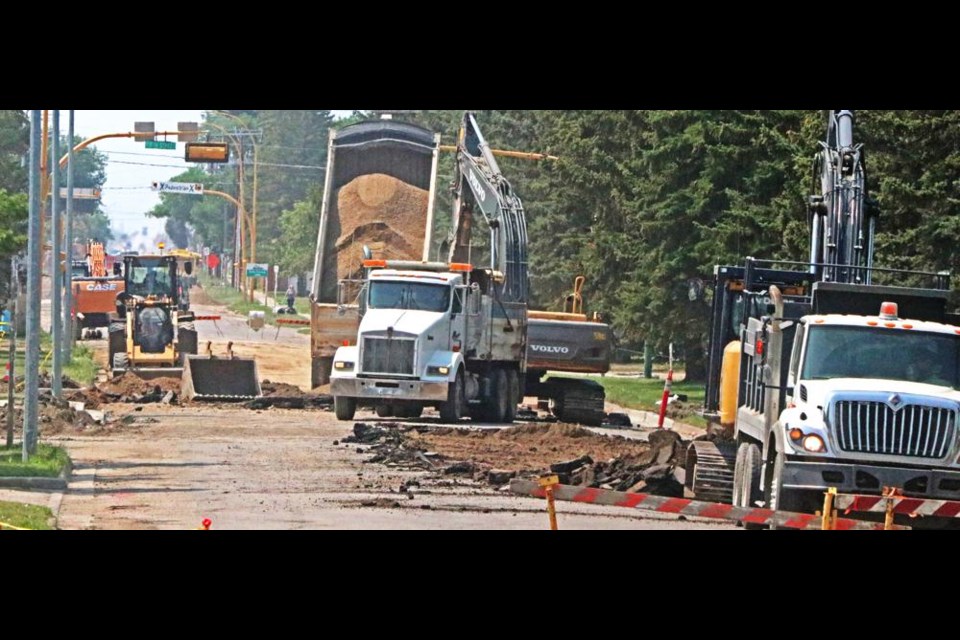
[549,378,606,427]
[685,439,738,504]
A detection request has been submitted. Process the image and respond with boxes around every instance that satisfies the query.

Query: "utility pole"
[63,110,75,362]
[51,110,62,398]
[23,111,42,459]
[6,256,17,447]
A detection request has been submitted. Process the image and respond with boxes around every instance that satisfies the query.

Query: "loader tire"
[178,322,198,366]
[112,352,128,372]
[108,321,126,370]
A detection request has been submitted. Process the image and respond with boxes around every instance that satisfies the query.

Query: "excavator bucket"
[181,355,262,402]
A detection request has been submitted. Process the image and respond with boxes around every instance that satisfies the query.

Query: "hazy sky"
[73,110,354,243]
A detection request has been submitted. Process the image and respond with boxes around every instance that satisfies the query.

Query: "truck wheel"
[731,444,747,506]
[398,405,423,419]
[376,405,394,418]
[312,356,333,388]
[439,372,465,423]
[504,369,519,424]
[734,442,764,529]
[334,396,357,421]
[492,368,511,423]
[764,438,801,528]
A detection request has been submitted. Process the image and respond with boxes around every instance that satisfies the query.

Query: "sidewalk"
[249,288,310,321]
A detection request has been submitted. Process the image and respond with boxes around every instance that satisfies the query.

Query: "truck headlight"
[802,434,826,453]
[334,361,354,371]
[427,366,450,376]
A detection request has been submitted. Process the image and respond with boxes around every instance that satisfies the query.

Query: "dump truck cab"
[332,267,466,398]
[331,260,526,423]
[769,304,960,507]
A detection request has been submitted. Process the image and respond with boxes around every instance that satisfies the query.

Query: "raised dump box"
[181,356,262,402]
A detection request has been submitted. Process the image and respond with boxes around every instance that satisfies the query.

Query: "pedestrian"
[286,285,296,312]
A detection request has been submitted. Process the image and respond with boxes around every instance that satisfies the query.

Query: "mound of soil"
[98,372,181,397]
[332,174,428,282]
[408,423,648,473]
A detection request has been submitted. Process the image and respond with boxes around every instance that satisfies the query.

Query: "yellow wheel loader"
[108,254,261,401]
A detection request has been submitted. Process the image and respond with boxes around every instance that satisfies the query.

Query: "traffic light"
[185,143,230,164]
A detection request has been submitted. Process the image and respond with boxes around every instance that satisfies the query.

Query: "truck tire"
[480,368,509,423]
[334,396,357,421]
[439,372,465,423]
[398,404,424,419]
[504,368,519,424]
[312,356,333,388]
[376,405,394,418]
[734,441,764,529]
[764,435,802,527]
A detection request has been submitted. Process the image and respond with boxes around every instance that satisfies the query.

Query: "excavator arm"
[808,109,879,284]
[449,113,529,303]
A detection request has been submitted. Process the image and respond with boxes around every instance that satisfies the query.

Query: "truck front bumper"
[783,459,960,500]
[331,377,449,403]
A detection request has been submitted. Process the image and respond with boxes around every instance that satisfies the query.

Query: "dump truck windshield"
[127,258,173,297]
[368,281,450,313]
[802,325,960,388]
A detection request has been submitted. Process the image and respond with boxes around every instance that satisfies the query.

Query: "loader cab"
[124,256,178,301]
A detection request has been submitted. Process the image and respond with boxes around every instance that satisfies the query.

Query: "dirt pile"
[79,372,182,405]
[344,422,689,496]
[244,380,333,410]
[334,174,428,280]
[1,391,107,437]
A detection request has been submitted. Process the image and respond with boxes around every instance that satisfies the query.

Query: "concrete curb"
[0,457,72,491]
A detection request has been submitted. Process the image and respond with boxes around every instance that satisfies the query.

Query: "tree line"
[149,110,960,380]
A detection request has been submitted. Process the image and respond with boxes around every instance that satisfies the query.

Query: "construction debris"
[346,422,691,497]
[243,381,333,410]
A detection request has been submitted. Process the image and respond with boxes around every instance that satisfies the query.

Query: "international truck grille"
[362,337,416,376]
[834,400,957,459]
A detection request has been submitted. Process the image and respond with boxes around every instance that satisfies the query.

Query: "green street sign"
[246,263,269,278]
[146,140,176,150]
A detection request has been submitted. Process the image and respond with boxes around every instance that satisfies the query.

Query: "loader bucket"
[181,355,262,402]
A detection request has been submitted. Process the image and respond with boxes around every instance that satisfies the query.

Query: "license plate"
[375,387,403,396]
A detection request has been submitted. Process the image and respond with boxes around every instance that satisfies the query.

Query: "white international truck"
[690,110,960,527]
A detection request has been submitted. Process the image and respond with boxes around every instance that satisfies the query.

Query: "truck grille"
[834,400,957,459]
[362,337,416,376]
